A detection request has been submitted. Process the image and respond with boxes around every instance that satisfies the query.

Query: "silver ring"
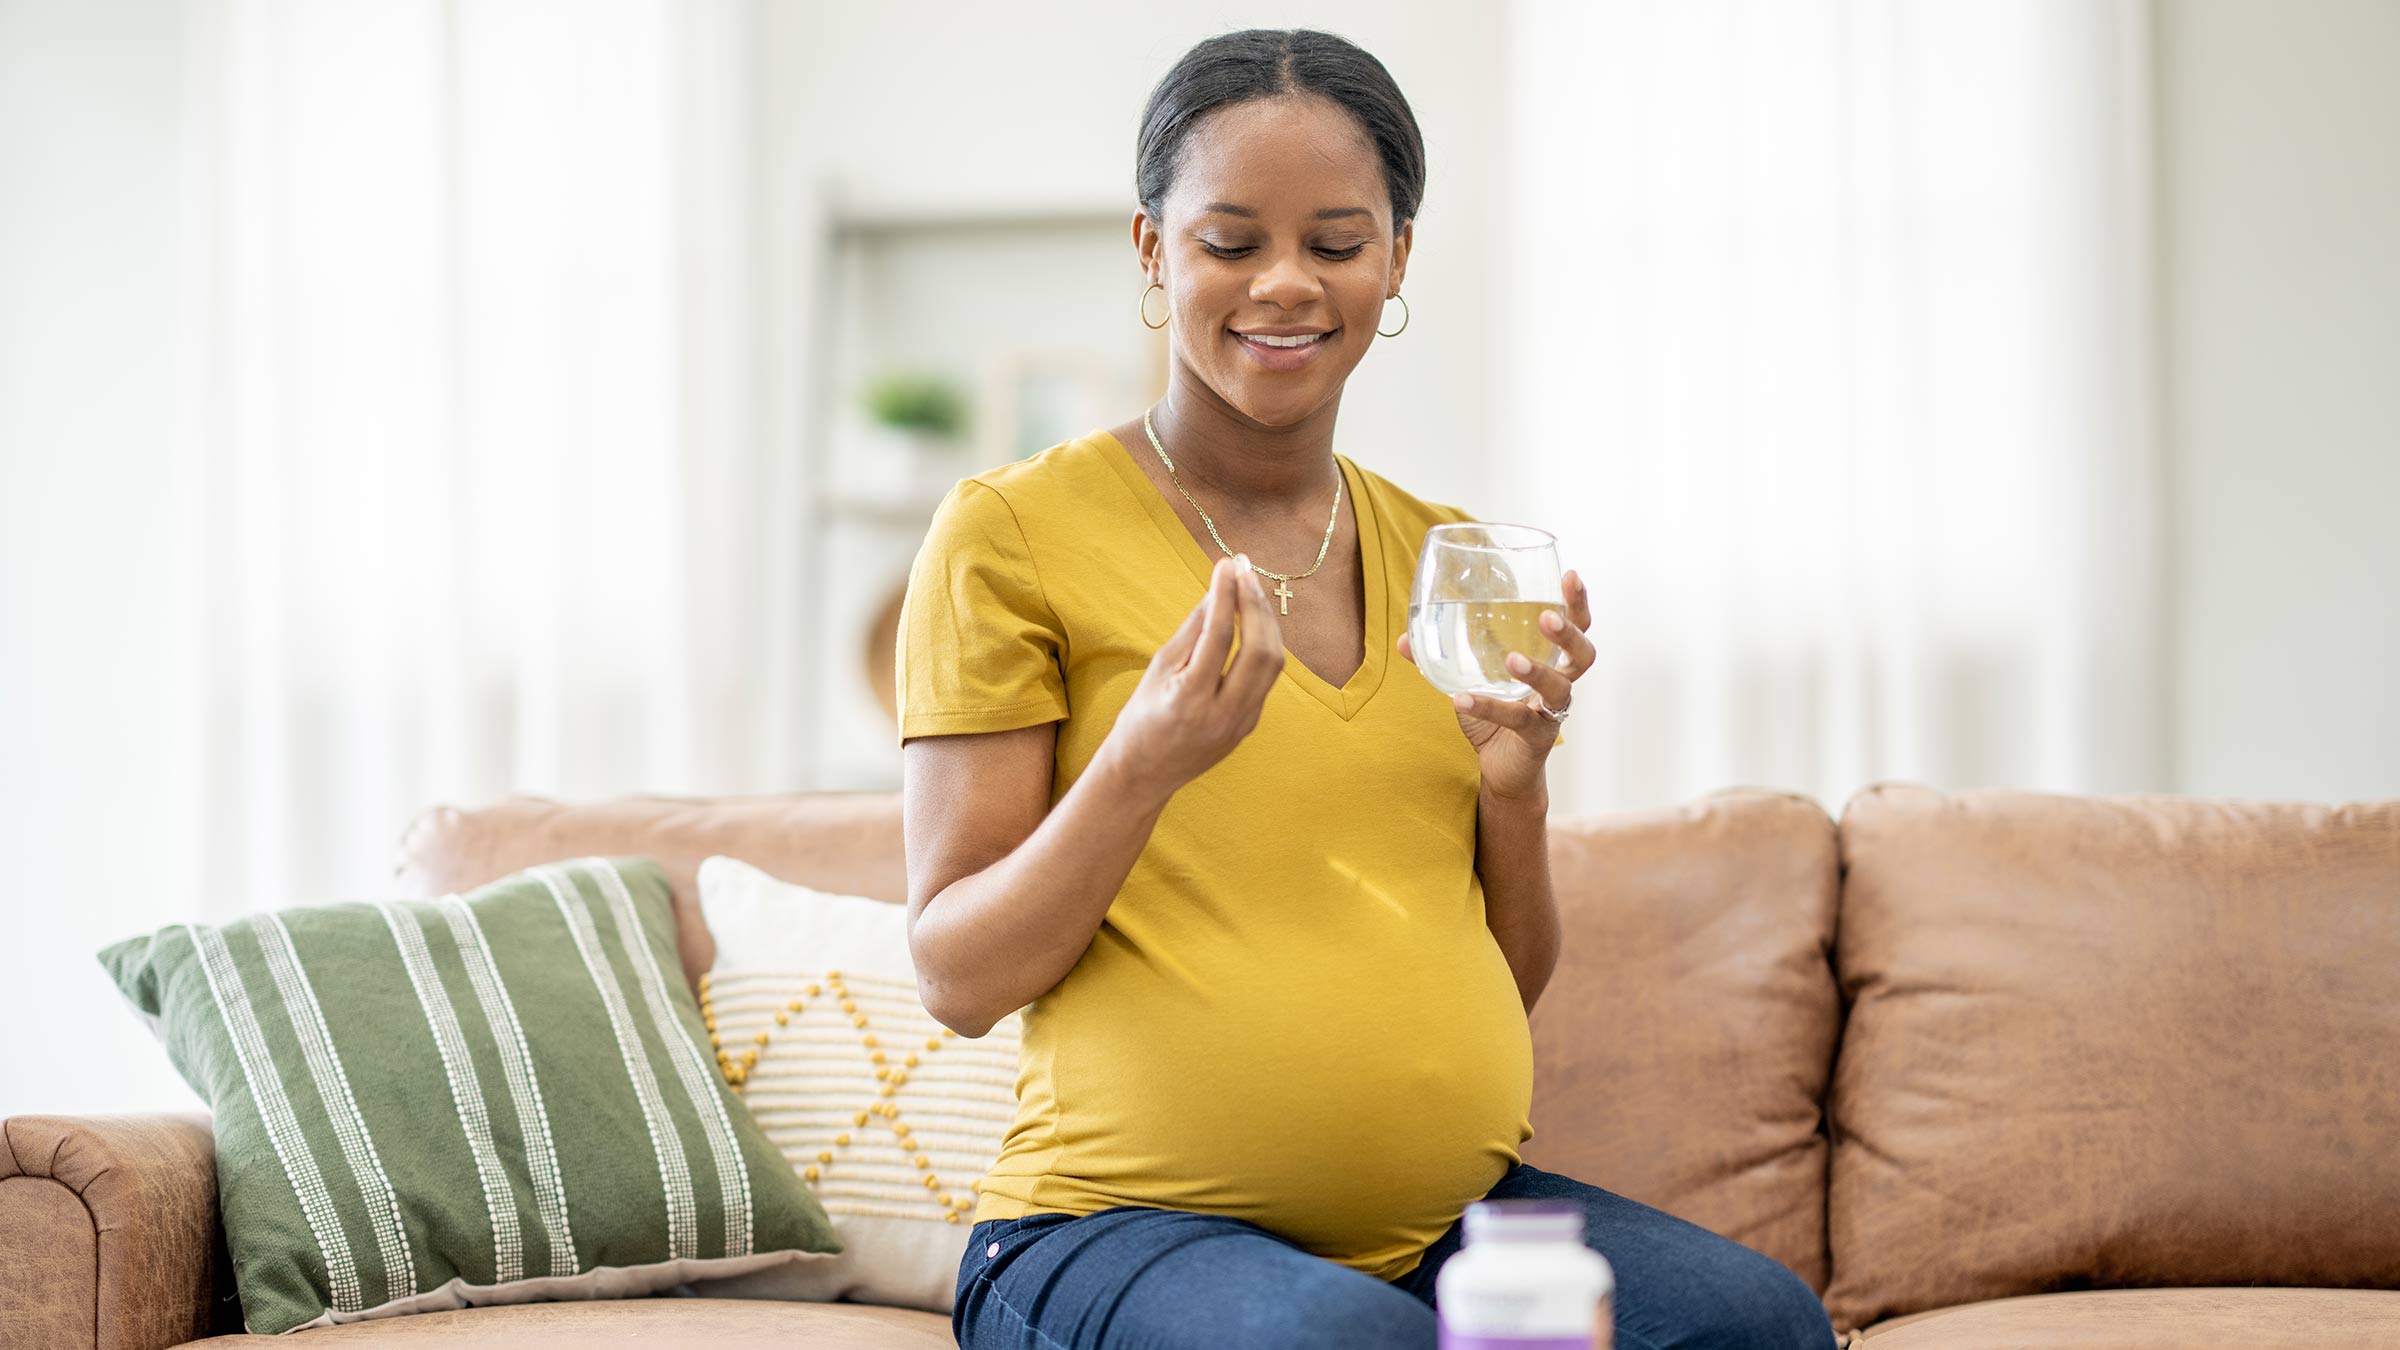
[1539,702,1570,724]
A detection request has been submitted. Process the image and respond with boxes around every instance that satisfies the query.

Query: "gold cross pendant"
[1271,579,1294,614]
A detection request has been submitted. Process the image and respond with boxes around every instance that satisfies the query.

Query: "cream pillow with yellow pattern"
[677,854,1022,1314]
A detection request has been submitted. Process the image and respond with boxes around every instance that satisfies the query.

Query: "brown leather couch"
[6,785,2397,1348]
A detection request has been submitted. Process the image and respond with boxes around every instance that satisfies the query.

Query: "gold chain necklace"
[1142,406,1341,616]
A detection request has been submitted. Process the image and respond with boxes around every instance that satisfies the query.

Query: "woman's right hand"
[1103,553,1285,802]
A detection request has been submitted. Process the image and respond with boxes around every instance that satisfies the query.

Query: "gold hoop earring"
[1378,293,1410,338]
[1139,281,1169,330]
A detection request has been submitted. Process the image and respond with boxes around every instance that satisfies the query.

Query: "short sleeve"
[896,479,1070,743]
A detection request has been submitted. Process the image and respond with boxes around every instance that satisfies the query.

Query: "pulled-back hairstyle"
[1136,29,1426,230]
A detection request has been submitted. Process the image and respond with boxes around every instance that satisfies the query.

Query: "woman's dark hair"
[1136,29,1426,230]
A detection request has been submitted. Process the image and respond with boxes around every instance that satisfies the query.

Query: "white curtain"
[1501,0,2164,815]
[170,0,793,914]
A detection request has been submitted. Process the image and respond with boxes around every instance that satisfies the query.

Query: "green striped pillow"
[99,856,840,1335]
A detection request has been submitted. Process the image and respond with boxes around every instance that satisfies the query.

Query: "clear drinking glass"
[1406,523,1569,700]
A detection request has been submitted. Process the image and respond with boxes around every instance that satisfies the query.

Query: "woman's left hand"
[1397,568,1594,804]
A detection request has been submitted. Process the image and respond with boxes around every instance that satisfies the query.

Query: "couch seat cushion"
[1857,1287,2400,1348]
[180,1297,953,1347]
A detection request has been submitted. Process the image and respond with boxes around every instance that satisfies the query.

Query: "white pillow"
[677,855,1022,1314]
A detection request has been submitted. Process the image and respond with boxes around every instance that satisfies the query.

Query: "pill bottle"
[1435,1199,1614,1350]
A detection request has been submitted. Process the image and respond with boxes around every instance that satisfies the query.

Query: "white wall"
[0,0,199,1113]
[2159,0,2400,803]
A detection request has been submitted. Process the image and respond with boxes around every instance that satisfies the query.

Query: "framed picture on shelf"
[978,348,1143,465]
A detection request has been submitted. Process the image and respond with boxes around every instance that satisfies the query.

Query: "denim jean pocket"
[957,1216,1024,1299]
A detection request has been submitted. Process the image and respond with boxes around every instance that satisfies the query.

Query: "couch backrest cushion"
[1532,790,1840,1292]
[1826,784,2400,1330]
[395,793,907,988]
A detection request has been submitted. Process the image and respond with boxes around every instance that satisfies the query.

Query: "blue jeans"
[952,1163,1836,1349]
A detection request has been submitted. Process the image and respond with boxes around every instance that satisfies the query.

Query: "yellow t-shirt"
[896,429,1534,1283]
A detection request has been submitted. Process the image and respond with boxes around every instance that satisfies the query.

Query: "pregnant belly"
[1035,932,1536,1274]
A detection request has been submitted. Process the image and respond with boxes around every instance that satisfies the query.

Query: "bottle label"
[1437,1299,1611,1350]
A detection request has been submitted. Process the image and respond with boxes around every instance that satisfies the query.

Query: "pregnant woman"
[899,28,1836,1350]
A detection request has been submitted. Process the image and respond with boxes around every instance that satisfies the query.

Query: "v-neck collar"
[1095,429,1389,721]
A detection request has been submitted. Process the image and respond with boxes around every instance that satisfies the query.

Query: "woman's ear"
[1133,209,1163,283]
[1388,218,1414,297]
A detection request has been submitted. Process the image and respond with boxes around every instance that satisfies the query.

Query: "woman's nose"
[1248,250,1324,308]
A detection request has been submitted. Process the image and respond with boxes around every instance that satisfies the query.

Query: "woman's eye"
[1198,242,1367,261]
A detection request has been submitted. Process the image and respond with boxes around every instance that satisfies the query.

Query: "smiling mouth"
[1232,329,1335,348]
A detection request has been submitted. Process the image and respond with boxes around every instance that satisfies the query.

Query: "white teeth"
[1239,331,1328,348]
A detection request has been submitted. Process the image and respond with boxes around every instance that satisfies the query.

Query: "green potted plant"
[863,373,968,443]
[855,372,970,499]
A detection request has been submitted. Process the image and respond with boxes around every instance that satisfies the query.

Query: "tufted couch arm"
[1,1113,224,1349]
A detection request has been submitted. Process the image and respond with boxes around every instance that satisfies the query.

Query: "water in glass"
[1407,523,1568,700]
